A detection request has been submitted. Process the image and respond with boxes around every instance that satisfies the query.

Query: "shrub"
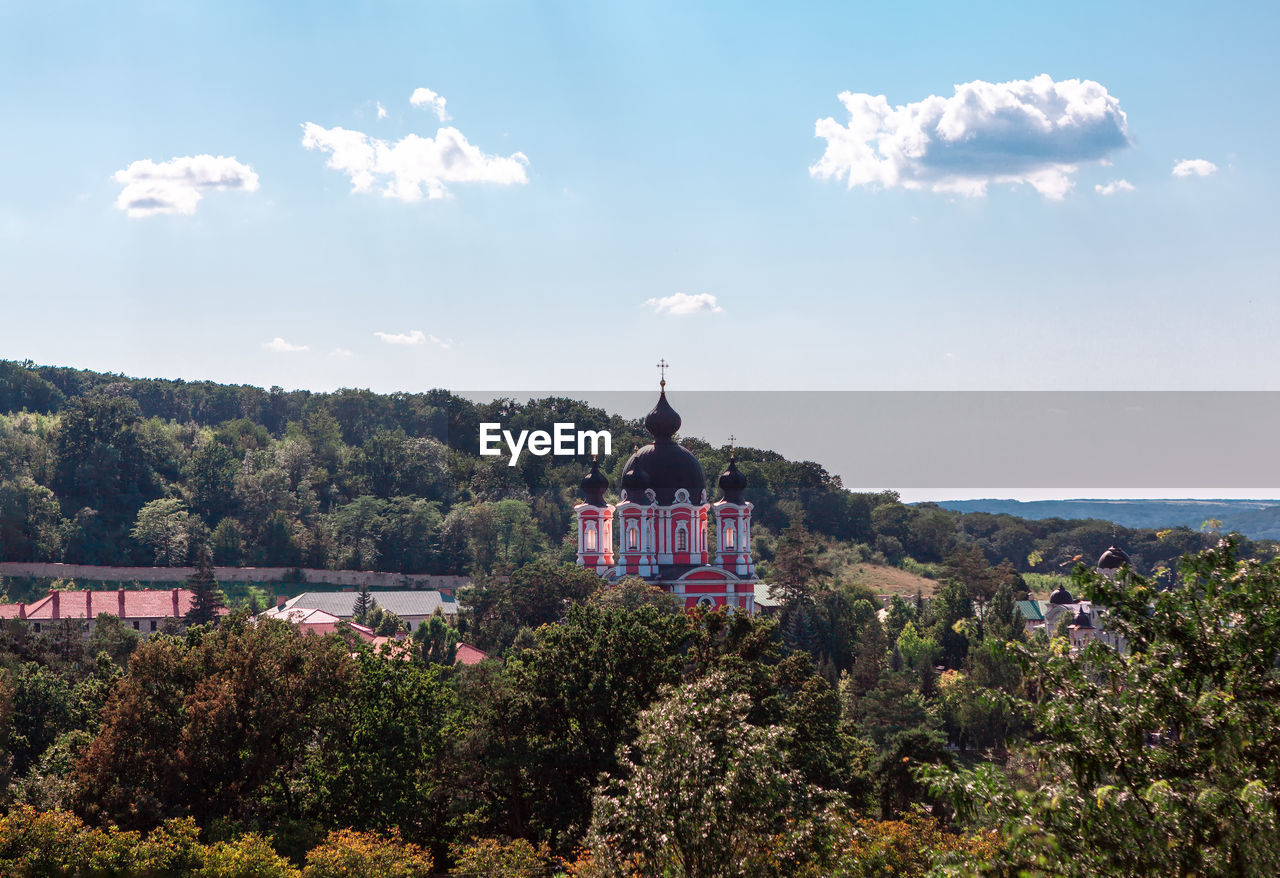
[302,828,434,878]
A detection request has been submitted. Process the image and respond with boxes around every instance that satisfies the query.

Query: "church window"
[585,523,598,551]
[627,526,639,550]
[724,523,736,549]
[676,525,688,552]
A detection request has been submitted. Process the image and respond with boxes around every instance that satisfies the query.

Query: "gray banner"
[457,391,1280,494]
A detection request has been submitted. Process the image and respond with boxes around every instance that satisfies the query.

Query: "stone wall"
[0,562,468,592]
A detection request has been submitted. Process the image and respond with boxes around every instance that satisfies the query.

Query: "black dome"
[718,454,748,504]
[1097,545,1130,571]
[621,459,651,501]
[1072,604,1094,628]
[644,389,682,441]
[1048,584,1075,605]
[580,458,609,507]
[623,389,706,505]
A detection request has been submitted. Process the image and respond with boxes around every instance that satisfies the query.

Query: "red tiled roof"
[0,588,220,621]
[455,642,489,665]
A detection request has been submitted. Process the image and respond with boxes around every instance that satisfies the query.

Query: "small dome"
[1049,584,1076,605]
[1097,545,1130,571]
[580,458,609,507]
[718,454,748,504]
[1072,604,1095,629]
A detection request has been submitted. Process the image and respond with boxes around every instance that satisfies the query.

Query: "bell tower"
[574,457,615,574]
[713,442,755,580]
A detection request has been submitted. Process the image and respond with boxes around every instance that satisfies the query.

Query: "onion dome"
[1048,584,1076,605]
[718,450,748,504]
[1097,545,1130,572]
[644,388,682,442]
[1072,604,1095,629]
[621,460,651,502]
[623,385,706,505]
[580,457,609,507]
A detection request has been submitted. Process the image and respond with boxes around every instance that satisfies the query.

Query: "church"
[573,376,759,611]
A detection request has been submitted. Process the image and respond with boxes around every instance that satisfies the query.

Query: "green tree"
[586,671,827,878]
[413,613,459,666]
[131,498,193,566]
[352,585,374,626]
[924,538,1280,876]
[184,549,224,627]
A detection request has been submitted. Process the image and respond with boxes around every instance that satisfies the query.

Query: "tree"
[184,550,224,627]
[586,672,827,877]
[923,538,1280,876]
[131,498,193,566]
[352,585,374,626]
[413,613,458,666]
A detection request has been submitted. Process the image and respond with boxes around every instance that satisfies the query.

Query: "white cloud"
[113,154,259,218]
[373,330,455,349]
[263,337,309,353]
[301,119,528,201]
[409,87,450,121]
[811,74,1131,200]
[329,347,355,359]
[645,293,725,316]
[1095,179,1135,195]
[375,330,428,345]
[1173,158,1218,177]
[376,101,387,120]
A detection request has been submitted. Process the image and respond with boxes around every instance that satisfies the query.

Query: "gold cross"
[656,358,668,389]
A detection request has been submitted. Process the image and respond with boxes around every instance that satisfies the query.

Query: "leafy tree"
[76,614,352,830]
[449,838,552,878]
[924,538,1280,876]
[363,605,407,636]
[131,498,193,566]
[413,613,459,666]
[303,651,453,846]
[465,560,604,654]
[302,828,434,878]
[586,672,827,878]
[87,614,140,667]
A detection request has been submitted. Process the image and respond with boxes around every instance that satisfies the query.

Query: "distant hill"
[935,499,1280,541]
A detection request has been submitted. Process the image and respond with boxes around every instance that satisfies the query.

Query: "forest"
[1,359,1278,875]
[1,359,1269,584]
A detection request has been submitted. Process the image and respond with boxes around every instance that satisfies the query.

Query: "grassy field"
[845,563,939,597]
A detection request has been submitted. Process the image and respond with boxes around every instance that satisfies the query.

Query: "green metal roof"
[1015,600,1044,621]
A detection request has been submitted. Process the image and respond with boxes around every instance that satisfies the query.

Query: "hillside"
[936,498,1280,541]
[2,359,1274,579]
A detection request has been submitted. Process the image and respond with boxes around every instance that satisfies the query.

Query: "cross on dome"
[656,358,668,389]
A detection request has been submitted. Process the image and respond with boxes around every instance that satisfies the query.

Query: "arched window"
[585,523,597,551]
[627,526,639,551]
[724,523,736,549]
[676,524,688,552]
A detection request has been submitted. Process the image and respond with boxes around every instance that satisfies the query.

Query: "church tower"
[713,445,756,580]
[574,458,616,575]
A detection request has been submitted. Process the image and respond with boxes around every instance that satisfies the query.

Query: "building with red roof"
[0,588,221,635]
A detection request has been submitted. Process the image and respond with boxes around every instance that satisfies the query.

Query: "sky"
[1,2,1278,496]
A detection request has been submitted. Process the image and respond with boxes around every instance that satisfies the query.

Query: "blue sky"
[1,0,1277,397]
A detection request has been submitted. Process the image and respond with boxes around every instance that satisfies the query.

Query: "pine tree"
[352,585,374,625]
[184,548,224,626]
